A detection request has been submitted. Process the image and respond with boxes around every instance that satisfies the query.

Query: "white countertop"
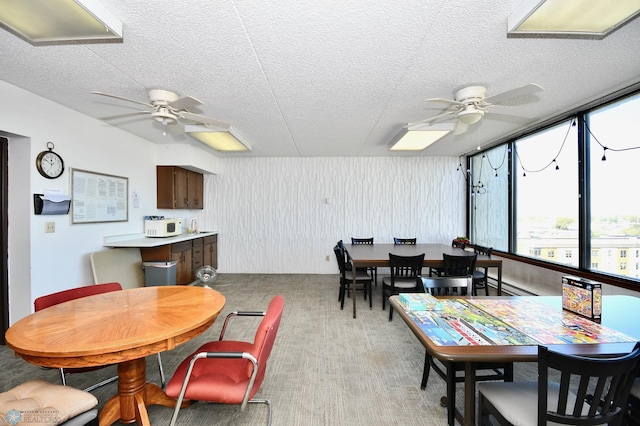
[103,231,218,248]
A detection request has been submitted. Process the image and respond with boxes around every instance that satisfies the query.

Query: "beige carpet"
[0,274,537,425]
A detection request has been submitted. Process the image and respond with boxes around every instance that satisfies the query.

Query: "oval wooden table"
[5,286,225,426]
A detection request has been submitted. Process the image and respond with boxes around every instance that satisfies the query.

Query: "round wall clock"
[35,142,64,179]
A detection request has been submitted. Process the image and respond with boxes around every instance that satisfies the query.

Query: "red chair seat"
[166,341,257,403]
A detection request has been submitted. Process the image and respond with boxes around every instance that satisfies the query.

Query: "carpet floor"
[0,274,537,425]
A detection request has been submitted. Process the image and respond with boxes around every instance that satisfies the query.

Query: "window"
[469,88,640,286]
[469,145,509,251]
[588,93,640,279]
[514,120,578,267]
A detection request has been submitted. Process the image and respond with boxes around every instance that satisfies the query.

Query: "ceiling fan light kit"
[508,0,640,38]
[0,0,123,45]
[457,106,484,125]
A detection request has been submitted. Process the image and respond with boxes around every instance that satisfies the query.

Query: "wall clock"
[35,142,64,179]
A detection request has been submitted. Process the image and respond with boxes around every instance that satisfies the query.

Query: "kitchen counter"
[103,231,218,248]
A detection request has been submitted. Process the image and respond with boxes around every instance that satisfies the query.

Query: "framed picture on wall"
[71,168,128,224]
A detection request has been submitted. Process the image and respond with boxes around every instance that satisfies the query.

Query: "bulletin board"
[71,168,128,223]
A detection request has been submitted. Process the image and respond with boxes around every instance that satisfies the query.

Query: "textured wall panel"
[199,157,465,273]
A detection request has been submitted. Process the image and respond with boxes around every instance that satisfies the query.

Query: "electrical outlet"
[45,222,55,233]
[325,255,330,261]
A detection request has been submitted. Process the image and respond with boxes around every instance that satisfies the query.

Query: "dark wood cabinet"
[156,166,203,209]
[140,235,217,285]
[203,235,218,269]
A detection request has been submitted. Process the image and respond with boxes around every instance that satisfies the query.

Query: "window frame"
[468,87,640,291]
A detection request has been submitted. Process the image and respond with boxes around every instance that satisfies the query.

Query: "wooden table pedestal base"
[99,358,188,426]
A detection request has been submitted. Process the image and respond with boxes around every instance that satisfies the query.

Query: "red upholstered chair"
[166,295,285,426]
[34,282,165,391]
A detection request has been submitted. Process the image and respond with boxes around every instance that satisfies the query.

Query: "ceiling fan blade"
[178,111,230,129]
[169,96,202,110]
[411,110,457,125]
[425,97,465,106]
[100,111,151,121]
[484,111,533,124]
[91,91,153,108]
[484,83,543,105]
[454,120,469,135]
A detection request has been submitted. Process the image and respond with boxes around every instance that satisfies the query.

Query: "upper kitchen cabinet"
[156,166,203,209]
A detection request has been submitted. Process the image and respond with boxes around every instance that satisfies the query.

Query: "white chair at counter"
[90,248,144,289]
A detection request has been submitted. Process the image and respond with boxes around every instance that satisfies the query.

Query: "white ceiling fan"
[92,89,230,131]
[411,83,544,135]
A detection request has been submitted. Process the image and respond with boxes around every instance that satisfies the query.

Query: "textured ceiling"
[1,0,639,157]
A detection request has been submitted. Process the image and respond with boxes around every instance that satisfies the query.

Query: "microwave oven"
[144,218,182,237]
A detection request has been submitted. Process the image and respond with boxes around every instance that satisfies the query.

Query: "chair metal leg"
[157,352,166,389]
[421,351,431,390]
[82,375,118,393]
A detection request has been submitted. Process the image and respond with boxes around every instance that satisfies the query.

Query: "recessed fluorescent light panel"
[185,125,252,152]
[508,0,640,38]
[0,0,123,45]
[389,123,454,151]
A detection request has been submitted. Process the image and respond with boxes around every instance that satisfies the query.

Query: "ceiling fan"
[92,89,230,131]
[411,83,544,135]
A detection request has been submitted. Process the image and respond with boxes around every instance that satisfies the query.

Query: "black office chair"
[351,237,377,285]
[333,243,373,310]
[472,245,492,296]
[419,276,512,401]
[382,253,424,321]
[394,237,416,245]
[478,343,640,426]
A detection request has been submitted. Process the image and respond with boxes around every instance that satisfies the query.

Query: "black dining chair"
[351,237,377,285]
[472,245,492,296]
[419,276,512,405]
[394,237,416,245]
[430,239,468,277]
[333,243,373,309]
[383,253,424,321]
[478,343,640,426]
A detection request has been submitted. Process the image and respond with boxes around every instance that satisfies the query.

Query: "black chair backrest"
[394,238,416,245]
[333,245,347,275]
[451,239,467,249]
[538,343,640,425]
[389,253,425,281]
[421,276,470,296]
[351,237,373,245]
[442,253,477,277]
[473,245,492,258]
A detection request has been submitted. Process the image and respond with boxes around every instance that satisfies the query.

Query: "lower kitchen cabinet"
[140,236,217,285]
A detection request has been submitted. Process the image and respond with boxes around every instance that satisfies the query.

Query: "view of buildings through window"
[588,93,640,278]
[470,91,640,281]
[514,120,579,268]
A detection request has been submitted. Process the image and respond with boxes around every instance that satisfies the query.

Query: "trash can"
[142,260,177,286]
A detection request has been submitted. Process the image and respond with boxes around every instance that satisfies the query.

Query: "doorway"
[1,136,8,343]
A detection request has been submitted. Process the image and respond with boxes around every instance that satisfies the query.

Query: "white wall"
[0,80,467,323]
[207,157,466,273]
[0,81,214,323]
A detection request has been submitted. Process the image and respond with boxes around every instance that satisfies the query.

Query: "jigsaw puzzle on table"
[407,297,636,346]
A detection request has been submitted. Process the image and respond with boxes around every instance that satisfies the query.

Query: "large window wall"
[470,90,640,284]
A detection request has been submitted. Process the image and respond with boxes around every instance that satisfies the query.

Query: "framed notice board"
[71,169,128,224]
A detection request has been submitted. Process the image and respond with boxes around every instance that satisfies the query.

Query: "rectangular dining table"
[346,243,502,318]
[389,294,640,426]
